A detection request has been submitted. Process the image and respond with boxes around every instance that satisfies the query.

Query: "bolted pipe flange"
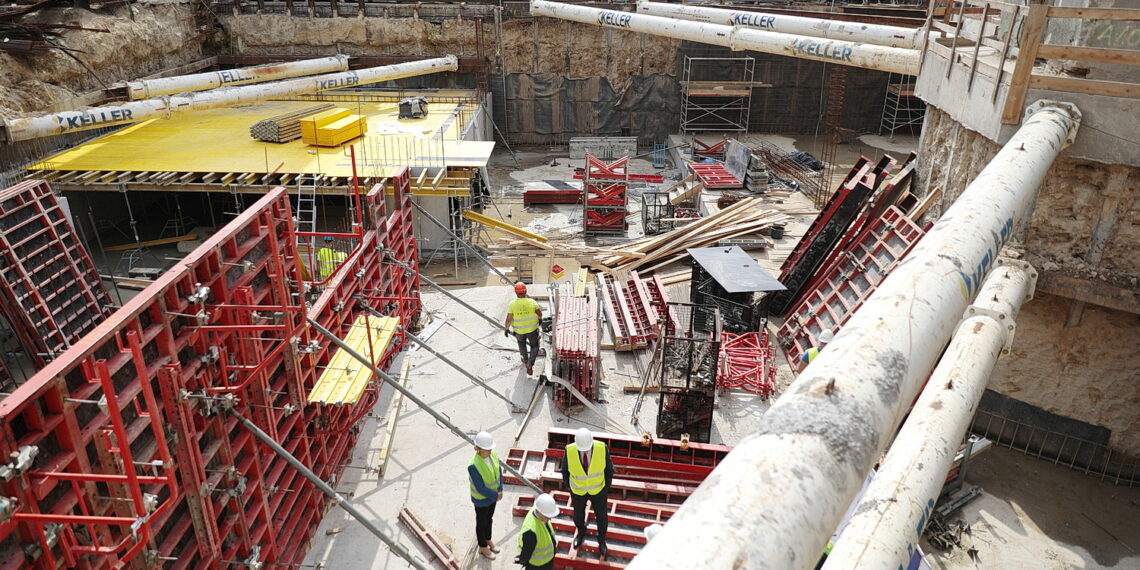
[1024,100,1082,148]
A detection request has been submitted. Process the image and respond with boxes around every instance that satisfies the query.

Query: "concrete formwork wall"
[918,105,1140,455]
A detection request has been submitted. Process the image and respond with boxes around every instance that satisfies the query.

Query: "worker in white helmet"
[468,431,503,559]
[801,329,835,365]
[644,523,664,542]
[561,427,614,559]
[516,493,560,569]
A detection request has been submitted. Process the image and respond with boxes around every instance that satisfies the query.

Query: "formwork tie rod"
[306,318,543,494]
[359,306,522,412]
[409,200,513,285]
[230,408,431,570]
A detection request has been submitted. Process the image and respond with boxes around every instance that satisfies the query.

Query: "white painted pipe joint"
[628,102,1078,570]
[636,1,927,50]
[125,55,351,100]
[530,0,920,75]
[822,261,1035,569]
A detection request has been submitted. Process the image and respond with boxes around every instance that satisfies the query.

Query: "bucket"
[771,223,786,240]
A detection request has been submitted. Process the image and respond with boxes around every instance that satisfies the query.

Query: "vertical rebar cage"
[655,303,720,443]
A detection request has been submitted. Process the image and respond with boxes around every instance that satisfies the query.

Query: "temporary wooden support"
[398,508,462,570]
[463,210,549,243]
[102,233,198,251]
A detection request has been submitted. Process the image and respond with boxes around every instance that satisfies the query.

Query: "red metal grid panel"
[0,184,422,569]
[553,294,599,409]
[0,180,113,369]
[716,331,778,397]
[686,162,742,189]
[777,206,926,372]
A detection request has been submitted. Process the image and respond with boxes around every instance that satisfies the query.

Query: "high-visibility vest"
[509,297,541,334]
[317,247,345,280]
[801,347,821,364]
[565,441,607,496]
[519,509,555,566]
[469,452,501,501]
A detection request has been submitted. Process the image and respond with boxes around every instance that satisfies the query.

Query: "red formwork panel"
[0,185,421,569]
[777,206,925,372]
[553,293,599,409]
[0,180,114,370]
[686,162,742,189]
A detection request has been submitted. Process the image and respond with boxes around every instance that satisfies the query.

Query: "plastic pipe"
[2,56,458,142]
[124,55,350,100]
[823,261,1035,569]
[530,0,919,74]
[629,101,1079,570]
[636,1,926,49]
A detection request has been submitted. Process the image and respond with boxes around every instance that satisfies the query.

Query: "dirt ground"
[923,446,1140,569]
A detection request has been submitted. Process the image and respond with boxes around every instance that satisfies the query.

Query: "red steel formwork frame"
[0,180,114,370]
[690,139,727,161]
[552,293,600,410]
[582,154,629,235]
[716,331,779,397]
[0,181,421,568]
[686,162,742,189]
[778,206,925,372]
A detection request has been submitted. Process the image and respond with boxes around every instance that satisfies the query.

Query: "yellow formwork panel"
[309,314,400,405]
[29,98,495,178]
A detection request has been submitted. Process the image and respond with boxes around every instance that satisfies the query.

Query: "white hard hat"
[474,431,496,451]
[818,329,835,344]
[535,493,560,518]
[644,523,664,542]
[574,427,594,449]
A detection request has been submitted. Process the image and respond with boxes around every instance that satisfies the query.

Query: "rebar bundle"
[249,103,336,142]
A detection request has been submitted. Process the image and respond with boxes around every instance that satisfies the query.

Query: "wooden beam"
[1037,271,1140,315]
[376,358,412,477]
[1035,44,1140,67]
[1046,6,1140,20]
[1001,4,1049,124]
[1028,74,1140,99]
[103,234,198,251]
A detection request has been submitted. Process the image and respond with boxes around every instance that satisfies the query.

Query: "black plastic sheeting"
[498,73,681,146]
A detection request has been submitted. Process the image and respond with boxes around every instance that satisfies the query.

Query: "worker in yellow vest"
[516,493,560,569]
[801,329,835,365]
[468,431,503,560]
[316,236,347,280]
[561,428,614,559]
[504,281,543,376]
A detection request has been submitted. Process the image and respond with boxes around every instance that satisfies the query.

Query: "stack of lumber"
[599,197,789,274]
[300,107,369,147]
[249,103,335,143]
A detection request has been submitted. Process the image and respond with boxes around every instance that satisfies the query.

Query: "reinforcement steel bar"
[824,261,1035,568]
[636,1,928,49]
[125,55,350,100]
[629,101,1080,569]
[231,409,430,570]
[306,318,544,494]
[3,56,458,142]
[530,1,920,75]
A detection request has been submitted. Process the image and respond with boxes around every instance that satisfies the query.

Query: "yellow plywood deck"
[30,98,494,178]
[309,314,400,405]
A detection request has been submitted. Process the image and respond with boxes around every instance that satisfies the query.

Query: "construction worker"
[504,281,542,376]
[515,493,560,569]
[644,523,663,542]
[316,236,347,280]
[561,427,613,559]
[468,431,503,560]
[801,329,835,365]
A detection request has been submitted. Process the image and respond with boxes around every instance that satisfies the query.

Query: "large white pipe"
[637,1,926,49]
[124,55,351,100]
[823,260,1036,569]
[629,100,1080,570]
[2,56,458,143]
[530,0,919,75]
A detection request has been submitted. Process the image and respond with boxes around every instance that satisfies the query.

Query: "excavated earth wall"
[919,105,1140,454]
[0,3,202,121]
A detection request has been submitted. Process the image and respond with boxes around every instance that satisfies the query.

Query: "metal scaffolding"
[680,56,756,134]
[879,73,926,140]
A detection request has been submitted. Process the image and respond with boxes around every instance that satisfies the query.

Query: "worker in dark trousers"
[504,281,542,376]
[561,427,614,559]
[468,431,503,560]
[515,493,560,570]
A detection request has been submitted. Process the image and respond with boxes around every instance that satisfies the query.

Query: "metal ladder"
[295,173,321,247]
